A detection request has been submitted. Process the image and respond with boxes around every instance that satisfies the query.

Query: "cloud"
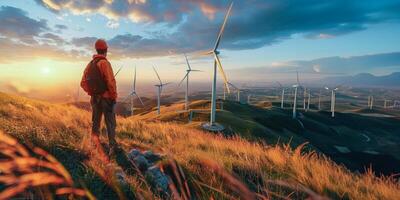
[106,20,120,29]
[0,38,85,63]
[228,52,400,82]
[2,1,400,62]
[0,6,49,43]
[34,0,400,53]
[0,6,86,63]
[54,24,68,30]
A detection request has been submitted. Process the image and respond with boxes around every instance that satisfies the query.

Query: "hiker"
[80,39,118,158]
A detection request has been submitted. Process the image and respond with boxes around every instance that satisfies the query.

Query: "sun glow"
[41,67,51,75]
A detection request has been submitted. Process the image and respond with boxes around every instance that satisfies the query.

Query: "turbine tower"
[318,89,321,110]
[178,54,201,111]
[276,82,286,109]
[369,95,374,110]
[153,66,170,115]
[325,86,339,117]
[201,2,233,131]
[126,66,144,115]
[307,91,311,111]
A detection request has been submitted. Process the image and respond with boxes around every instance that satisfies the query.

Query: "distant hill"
[320,72,400,87]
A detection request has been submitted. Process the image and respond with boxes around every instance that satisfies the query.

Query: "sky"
[0,0,400,101]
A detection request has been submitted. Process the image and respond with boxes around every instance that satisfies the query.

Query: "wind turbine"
[276,81,287,109]
[369,95,374,110]
[307,91,311,111]
[178,54,201,111]
[325,86,339,117]
[292,71,301,119]
[114,66,123,77]
[153,66,170,115]
[201,2,233,131]
[126,66,144,115]
[228,82,241,102]
[318,89,321,110]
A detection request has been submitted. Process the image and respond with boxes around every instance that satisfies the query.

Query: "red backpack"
[85,58,107,95]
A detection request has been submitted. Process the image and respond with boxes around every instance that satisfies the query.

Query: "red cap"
[95,39,108,50]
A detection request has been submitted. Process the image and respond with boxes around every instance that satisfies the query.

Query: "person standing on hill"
[80,39,118,159]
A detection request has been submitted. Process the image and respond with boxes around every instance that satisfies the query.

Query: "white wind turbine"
[325,86,339,117]
[368,95,374,110]
[292,71,301,119]
[201,2,233,131]
[153,66,170,115]
[126,66,144,115]
[307,90,311,111]
[228,82,241,102]
[178,54,201,111]
[276,81,287,109]
[318,89,322,110]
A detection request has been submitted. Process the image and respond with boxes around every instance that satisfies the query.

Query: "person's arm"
[100,60,117,100]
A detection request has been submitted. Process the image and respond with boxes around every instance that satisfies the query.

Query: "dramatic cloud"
[35,0,400,53]
[0,6,85,63]
[0,6,49,43]
[2,1,400,62]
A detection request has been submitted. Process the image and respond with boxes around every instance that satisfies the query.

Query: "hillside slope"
[0,92,399,199]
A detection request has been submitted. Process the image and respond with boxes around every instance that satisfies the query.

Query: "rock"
[115,168,128,186]
[127,149,141,159]
[143,150,163,163]
[127,149,149,172]
[145,166,171,196]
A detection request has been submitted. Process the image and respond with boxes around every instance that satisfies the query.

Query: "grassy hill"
[1,92,399,199]
[129,99,400,176]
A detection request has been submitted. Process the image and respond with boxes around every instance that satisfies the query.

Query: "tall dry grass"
[1,92,399,199]
[0,130,93,199]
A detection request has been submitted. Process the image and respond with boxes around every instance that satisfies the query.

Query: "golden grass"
[0,130,93,199]
[0,92,399,199]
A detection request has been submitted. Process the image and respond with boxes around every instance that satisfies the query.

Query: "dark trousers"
[91,96,117,147]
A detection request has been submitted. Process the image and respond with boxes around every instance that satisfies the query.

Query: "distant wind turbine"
[307,91,311,111]
[318,89,322,110]
[126,66,144,115]
[114,66,123,77]
[201,2,233,131]
[153,66,170,115]
[228,82,241,102]
[178,54,201,111]
[292,71,301,119]
[276,81,287,109]
[325,86,339,117]
[369,95,374,110]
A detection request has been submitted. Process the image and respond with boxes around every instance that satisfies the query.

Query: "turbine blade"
[178,72,189,87]
[114,66,123,77]
[153,66,162,85]
[276,81,283,88]
[227,82,238,90]
[190,69,202,72]
[133,65,137,90]
[184,53,191,70]
[214,54,230,93]
[213,2,233,51]
[134,93,145,106]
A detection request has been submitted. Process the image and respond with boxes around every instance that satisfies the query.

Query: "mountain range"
[320,72,400,87]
